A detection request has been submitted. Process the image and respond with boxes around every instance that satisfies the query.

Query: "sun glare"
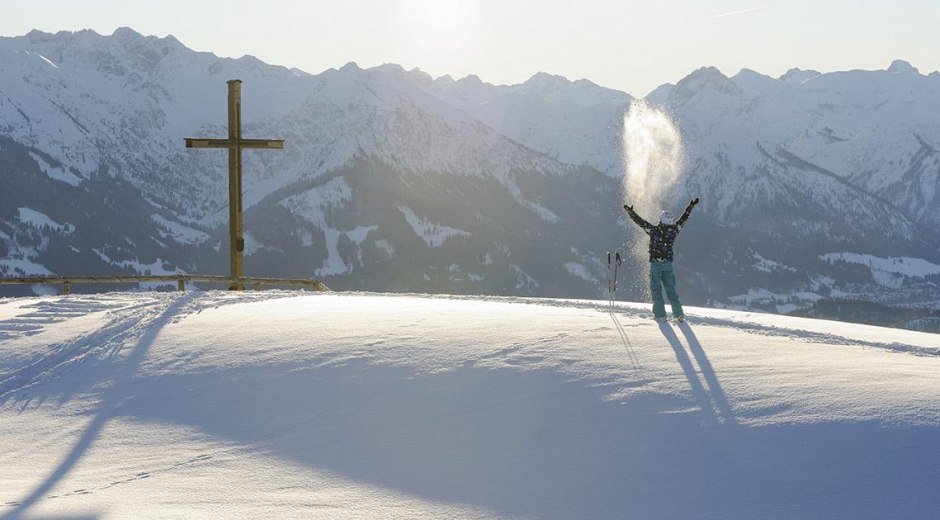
[392,0,484,68]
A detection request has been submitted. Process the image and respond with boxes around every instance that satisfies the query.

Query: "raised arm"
[623,204,653,233]
[676,197,699,228]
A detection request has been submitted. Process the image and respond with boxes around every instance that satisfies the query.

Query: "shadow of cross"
[185,79,284,290]
[2,294,194,520]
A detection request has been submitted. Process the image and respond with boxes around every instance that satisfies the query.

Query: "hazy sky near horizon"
[2,0,938,96]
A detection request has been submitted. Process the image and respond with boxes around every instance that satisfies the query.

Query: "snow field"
[0,291,938,519]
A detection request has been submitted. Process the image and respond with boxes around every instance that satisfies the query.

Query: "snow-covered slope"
[1,291,938,519]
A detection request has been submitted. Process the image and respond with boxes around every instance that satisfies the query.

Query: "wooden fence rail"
[0,275,329,294]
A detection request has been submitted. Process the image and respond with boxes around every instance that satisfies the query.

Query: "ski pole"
[607,251,612,311]
[614,252,622,290]
[613,252,622,309]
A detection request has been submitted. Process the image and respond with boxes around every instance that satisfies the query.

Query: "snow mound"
[1,292,938,519]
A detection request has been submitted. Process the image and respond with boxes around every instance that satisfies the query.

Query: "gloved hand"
[623,204,633,212]
[691,197,700,206]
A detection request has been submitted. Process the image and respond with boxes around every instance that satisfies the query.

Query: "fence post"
[62,280,70,295]
[177,278,185,292]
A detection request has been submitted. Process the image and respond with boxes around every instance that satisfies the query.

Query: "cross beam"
[185,138,283,149]
[185,80,283,290]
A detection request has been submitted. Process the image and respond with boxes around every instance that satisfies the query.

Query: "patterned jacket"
[624,201,696,262]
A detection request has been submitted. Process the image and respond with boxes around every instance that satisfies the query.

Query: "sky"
[2,0,938,97]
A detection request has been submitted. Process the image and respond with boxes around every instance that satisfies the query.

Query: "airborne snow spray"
[622,100,687,300]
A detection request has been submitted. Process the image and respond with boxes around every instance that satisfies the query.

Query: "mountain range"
[0,27,937,330]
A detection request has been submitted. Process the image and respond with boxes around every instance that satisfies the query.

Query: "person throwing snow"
[623,198,699,322]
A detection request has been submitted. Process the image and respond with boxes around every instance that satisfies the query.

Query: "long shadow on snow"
[0,291,294,410]
[656,321,737,426]
[117,355,939,520]
[657,321,723,425]
[677,322,737,426]
[609,312,642,373]
[1,294,194,520]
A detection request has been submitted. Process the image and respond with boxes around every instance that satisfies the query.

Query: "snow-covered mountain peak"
[435,73,455,85]
[17,26,185,59]
[643,83,675,105]
[235,54,270,68]
[675,66,737,90]
[405,66,434,86]
[1,27,195,90]
[887,59,920,74]
[522,71,570,89]
[288,66,312,78]
[370,62,409,76]
[358,63,449,92]
[667,66,743,105]
[452,73,490,94]
[16,27,106,52]
[20,28,98,43]
[288,59,580,185]
[515,71,631,107]
[778,67,821,84]
[364,63,431,81]
[429,73,494,105]
[318,61,449,106]
[111,26,147,41]
[730,68,787,92]
[114,26,185,55]
[732,68,767,79]
[459,73,486,85]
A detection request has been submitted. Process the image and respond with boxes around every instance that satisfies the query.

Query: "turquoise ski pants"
[650,260,683,318]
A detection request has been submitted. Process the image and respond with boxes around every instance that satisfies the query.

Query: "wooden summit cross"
[185,80,283,290]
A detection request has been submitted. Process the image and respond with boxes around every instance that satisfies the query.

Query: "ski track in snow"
[0,292,299,404]
[0,299,165,401]
[376,291,940,357]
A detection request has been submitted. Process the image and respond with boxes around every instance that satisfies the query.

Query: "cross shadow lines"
[678,322,737,426]
[0,300,164,408]
[0,292,276,411]
[2,294,193,520]
[0,297,124,342]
